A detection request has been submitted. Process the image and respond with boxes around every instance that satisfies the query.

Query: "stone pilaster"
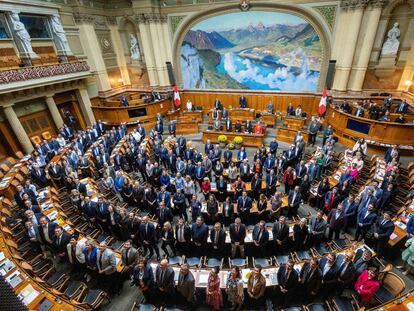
[76,88,96,126]
[45,95,64,129]
[3,104,34,154]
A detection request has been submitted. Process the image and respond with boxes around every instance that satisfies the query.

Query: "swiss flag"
[173,85,181,109]
[318,86,327,116]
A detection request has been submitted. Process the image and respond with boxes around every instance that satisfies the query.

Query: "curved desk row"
[202,130,265,148]
[325,107,414,152]
[91,98,171,129]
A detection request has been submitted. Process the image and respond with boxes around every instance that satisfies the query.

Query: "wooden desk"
[202,130,264,148]
[284,116,307,131]
[277,126,309,145]
[229,108,256,122]
[261,113,278,127]
[326,106,414,148]
[181,110,203,123]
[92,98,170,127]
[176,121,199,135]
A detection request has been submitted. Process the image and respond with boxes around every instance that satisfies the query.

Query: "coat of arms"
[240,0,250,11]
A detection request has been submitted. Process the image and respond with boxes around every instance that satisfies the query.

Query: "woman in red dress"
[206,266,223,311]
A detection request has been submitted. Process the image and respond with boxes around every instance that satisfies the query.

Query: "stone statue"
[9,12,36,56]
[50,15,72,54]
[381,22,400,56]
[129,34,140,60]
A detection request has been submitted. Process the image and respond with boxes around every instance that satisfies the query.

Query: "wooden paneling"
[182,90,321,115]
[181,111,203,123]
[326,106,414,147]
[19,110,56,142]
[277,126,309,145]
[176,121,199,135]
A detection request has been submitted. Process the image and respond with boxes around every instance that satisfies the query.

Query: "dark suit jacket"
[174,224,191,243]
[272,221,289,244]
[327,209,345,231]
[374,217,395,243]
[299,261,322,293]
[277,265,299,291]
[237,196,252,213]
[288,190,302,208]
[156,208,173,225]
[53,232,71,254]
[252,226,269,246]
[38,222,57,245]
[133,265,154,289]
[229,223,246,245]
[155,266,175,293]
[336,255,356,284]
[319,257,340,284]
[139,222,157,244]
[210,228,226,250]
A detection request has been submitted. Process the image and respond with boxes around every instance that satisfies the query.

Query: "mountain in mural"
[183,30,234,50]
[180,11,323,92]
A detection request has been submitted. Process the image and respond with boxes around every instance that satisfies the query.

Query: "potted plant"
[227,143,235,150]
[218,135,227,148]
[233,136,243,149]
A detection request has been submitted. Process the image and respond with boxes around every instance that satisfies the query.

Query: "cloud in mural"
[180,11,322,92]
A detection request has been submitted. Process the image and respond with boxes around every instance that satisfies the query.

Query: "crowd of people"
[11,99,408,309]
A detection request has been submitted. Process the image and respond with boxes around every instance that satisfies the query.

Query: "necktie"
[160,270,165,284]
[236,225,239,233]
[125,249,129,264]
[215,231,219,245]
[99,252,103,269]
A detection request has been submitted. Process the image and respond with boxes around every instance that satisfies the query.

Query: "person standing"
[96,242,118,294]
[132,259,154,303]
[299,258,322,301]
[155,259,175,307]
[206,267,223,311]
[176,263,196,309]
[327,203,345,240]
[246,265,266,309]
[277,260,299,307]
[229,218,246,258]
[226,267,244,311]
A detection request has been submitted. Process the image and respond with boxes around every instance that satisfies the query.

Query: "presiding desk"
[176,120,199,135]
[283,116,307,131]
[181,110,203,123]
[229,108,256,122]
[326,106,414,151]
[202,130,264,148]
[260,113,279,127]
[92,98,170,128]
[277,126,309,145]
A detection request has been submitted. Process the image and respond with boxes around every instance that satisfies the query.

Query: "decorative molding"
[369,0,389,8]
[106,16,118,26]
[0,62,90,85]
[313,5,337,32]
[169,15,186,35]
[73,12,95,24]
[136,13,167,24]
[340,0,370,10]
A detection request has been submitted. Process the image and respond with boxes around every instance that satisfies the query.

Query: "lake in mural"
[180,11,322,92]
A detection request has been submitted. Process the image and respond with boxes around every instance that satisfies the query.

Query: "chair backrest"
[15,151,24,159]
[30,135,42,145]
[42,131,52,140]
[382,272,405,297]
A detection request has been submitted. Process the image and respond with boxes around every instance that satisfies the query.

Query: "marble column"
[45,95,64,129]
[108,20,131,86]
[3,104,33,154]
[76,87,96,126]
[332,4,365,91]
[148,17,167,86]
[76,15,111,92]
[161,20,173,63]
[348,5,382,91]
[137,17,159,86]
[156,17,171,85]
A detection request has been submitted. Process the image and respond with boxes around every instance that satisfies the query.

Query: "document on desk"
[0,251,5,262]
[20,284,40,305]
[198,274,209,284]
[6,271,23,288]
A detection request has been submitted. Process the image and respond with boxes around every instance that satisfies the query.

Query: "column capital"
[106,16,118,26]
[368,0,389,9]
[340,0,369,10]
[2,103,15,109]
[44,94,55,100]
[73,12,95,24]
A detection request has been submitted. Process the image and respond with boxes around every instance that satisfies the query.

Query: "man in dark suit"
[288,186,302,217]
[38,216,57,249]
[252,220,269,257]
[270,139,278,155]
[229,217,246,258]
[223,148,232,168]
[237,191,252,224]
[155,259,175,306]
[266,169,277,197]
[239,159,250,182]
[15,184,36,209]
[395,99,408,113]
[191,216,209,257]
[319,252,340,299]
[155,202,173,227]
[168,121,176,136]
[176,263,195,309]
[24,200,41,214]
[74,178,87,196]
[308,212,327,246]
[81,196,97,226]
[210,222,226,258]
[139,216,160,261]
[355,204,377,241]
[31,164,49,188]
[25,220,42,252]
[239,96,247,108]
[336,250,356,294]
[48,162,64,188]
[121,240,139,275]
[277,260,299,307]
[225,117,233,132]
[175,218,191,256]
[327,203,345,240]
[95,197,110,232]
[272,216,290,254]
[123,212,140,244]
[372,211,395,258]
[53,226,71,262]
[299,258,322,300]
[213,98,222,110]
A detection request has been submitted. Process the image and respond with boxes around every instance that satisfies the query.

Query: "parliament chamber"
[1,0,414,311]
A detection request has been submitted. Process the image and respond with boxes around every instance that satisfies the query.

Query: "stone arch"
[172,2,333,92]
